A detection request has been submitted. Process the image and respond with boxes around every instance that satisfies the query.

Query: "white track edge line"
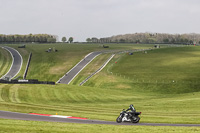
[67,53,101,84]
[56,52,94,83]
[80,54,115,86]
[0,46,14,79]
[8,46,23,79]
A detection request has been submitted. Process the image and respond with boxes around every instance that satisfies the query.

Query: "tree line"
[86,33,200,44]
[0,34,57,43]
[61,37,73,43]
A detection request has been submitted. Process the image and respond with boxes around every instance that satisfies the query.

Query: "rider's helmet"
[130,104,135,110]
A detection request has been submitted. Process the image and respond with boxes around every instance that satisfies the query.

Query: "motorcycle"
[116,109,141,123]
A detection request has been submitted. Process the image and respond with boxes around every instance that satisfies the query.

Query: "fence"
[107,72,200,84]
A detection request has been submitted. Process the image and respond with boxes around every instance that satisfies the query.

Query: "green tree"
[119,39,125,43]
[184,39,188,44]
[0,35,3,43]
[189,40,193,44]
[47,37,56,43]
[62,37,66,42]
[68,37,73,43]
[86,38,91,43]
[163,38,169,43]
[91,37,98,43]
[136,39,140,43]
[171,38,176,44]
[148,38,157,43]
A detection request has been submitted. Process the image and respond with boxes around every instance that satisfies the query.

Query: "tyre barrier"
[0,79,55,85]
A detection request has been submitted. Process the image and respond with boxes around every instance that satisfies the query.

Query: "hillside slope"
[0,45,200,124]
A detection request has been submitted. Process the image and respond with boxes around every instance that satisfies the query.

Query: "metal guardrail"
[23,52,32,79]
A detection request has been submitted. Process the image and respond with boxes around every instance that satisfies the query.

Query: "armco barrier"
[23,52,32,79]
[0,79,55,85]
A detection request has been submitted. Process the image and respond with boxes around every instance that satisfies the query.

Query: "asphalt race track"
[0,46,22,79]
[57,51,102,84]
[0,110,200,127]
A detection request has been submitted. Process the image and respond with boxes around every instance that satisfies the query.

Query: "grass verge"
[0,119,200,133]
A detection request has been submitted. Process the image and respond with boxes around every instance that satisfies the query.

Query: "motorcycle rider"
[126,104,136,119]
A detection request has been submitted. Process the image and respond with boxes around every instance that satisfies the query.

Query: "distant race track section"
[0,46,22,79]
[57,52,101,84]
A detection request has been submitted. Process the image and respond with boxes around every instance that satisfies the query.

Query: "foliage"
[47,38,56,43]
[91,37,99,43]
[86,38,92,42]
[90,33,200,44]
[68,37,73,43]
[62,37,66,42]
[0,34,57,43]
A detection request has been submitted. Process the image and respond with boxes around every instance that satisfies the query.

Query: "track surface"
[58,51,101,84]
[0,46,22,79]
[0,111,200,127]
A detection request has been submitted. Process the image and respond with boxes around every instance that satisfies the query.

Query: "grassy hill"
[5,43,155,81]
[86,46,200,93]
[0,44,200,132]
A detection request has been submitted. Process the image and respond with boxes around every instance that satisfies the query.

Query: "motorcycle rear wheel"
[131,116,140,123]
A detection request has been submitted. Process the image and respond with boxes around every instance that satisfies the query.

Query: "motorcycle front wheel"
[116,116,122,123]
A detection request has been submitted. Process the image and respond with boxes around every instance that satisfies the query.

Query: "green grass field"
[0,43,200,132]
[0,119,200,133]
[86,46,200,93]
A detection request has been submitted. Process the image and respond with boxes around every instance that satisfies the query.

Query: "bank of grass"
[3,43,155,81]
[0,119,200,133]
[0,47,12,78]
[0,83,200,124]
[117,46,200,83]
[86,46,200,93]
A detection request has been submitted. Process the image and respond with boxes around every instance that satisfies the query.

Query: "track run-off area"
[0,46,200,127]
